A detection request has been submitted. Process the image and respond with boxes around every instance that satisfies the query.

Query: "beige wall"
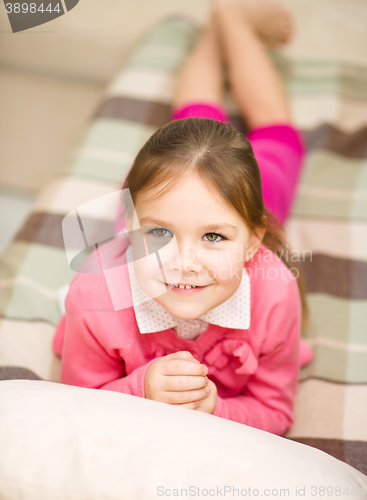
[1,0,366,194]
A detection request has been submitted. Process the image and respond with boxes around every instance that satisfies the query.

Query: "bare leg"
[212,0,292,129]
[172,13,224,110]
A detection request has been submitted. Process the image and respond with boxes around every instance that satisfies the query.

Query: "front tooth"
[179,285,185,289]
[185,285,192,289]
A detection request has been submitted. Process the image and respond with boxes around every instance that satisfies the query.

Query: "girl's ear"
[245,228,266,262]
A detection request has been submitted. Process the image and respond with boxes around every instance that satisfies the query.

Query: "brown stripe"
[303,124,367,159]
[286,437,367,475]
[96,97,251,135]
[14,212,114,249]
[14,213,65,248]
[0,366,42,381]
[96,97,173,128]
[96,97,251,136]
[13,215,367,300]
[95,97,367,158]
[298,254,367,299]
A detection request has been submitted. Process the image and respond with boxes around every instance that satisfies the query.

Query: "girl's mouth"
[165,283,209,294]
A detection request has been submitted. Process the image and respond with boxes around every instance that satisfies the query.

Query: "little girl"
[53,0,313,436]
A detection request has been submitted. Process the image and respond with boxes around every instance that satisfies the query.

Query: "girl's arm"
[212,278,301,436]
[56,280,158,399]
[60,312,158,398]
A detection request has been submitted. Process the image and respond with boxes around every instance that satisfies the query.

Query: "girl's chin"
[158,301,210,320]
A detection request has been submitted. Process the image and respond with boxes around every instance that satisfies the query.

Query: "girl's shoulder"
[66,235,131,313]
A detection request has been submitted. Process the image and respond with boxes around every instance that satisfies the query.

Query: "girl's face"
[126,173,264,320]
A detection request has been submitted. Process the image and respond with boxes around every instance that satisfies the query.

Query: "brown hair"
[120,118,309,335]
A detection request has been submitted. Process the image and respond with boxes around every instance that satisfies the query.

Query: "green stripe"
[293,151,367,219]
[129,17,199,53]
[305,294,367,345]
[6,285,62,326]
[0,242,31,315]
[125,19,199,73]
[300,151,367,190]
[293,195,367,220]
[123,21,367,100]
[126,48,190,73]
[69,118,154,155]
[271,53,367,99]
[299,294,367,383]
[0,241,30,281]
[16,243,75,289]
[285,76,367,100]
[3,243,75,323]
[346,351,367,383]
[299,346,367,383]
[299,344,348,382]
[60,119,157,184]
[1,242,74,323]
[271,52,367,77]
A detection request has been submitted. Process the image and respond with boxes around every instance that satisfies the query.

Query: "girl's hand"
[145,351,209,410]
[195,379,217,414]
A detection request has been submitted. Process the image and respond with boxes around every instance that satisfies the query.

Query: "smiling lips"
[169,283,198,289]
[165,283,209,294]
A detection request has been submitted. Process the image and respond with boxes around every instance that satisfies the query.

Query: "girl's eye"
[204,233,225,243]
[150,228,172,238]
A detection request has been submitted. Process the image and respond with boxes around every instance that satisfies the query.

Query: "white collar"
[126,244,251,334]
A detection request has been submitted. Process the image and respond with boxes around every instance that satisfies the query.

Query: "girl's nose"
[179,244,202,273]
[166,242,201,275]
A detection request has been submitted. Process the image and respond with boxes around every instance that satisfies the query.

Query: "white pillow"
[0,380,366,500]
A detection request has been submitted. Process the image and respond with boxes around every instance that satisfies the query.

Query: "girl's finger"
[165,386,209,405]
[163,351,200,363]
[162,359,208,377]
[164,374,208,392]
[171,400,200,410]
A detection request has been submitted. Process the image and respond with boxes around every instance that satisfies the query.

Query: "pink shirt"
[53,236,307,436]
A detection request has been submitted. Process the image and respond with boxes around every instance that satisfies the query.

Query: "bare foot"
[214,0,294,48]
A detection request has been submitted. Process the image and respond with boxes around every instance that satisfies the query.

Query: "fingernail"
[202,365,208,375]
[195,400,200,408]
[206,385,211,395]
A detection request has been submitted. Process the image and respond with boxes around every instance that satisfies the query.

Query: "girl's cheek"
[214,261,243,283]
[134,256,166,297]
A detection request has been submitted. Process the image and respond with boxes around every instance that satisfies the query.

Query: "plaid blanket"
[0,16,366,474]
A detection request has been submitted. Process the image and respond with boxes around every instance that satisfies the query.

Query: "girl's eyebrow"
[139,216,238,234]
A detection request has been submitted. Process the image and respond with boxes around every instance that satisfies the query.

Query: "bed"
[0,15,366,498]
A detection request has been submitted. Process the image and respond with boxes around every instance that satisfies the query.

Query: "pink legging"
[170,101,306,225]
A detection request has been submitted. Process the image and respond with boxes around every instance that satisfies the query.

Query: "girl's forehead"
[136,174,222,206]
[133,178,249,233]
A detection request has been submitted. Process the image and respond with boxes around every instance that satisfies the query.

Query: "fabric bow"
[204,339,258,376]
